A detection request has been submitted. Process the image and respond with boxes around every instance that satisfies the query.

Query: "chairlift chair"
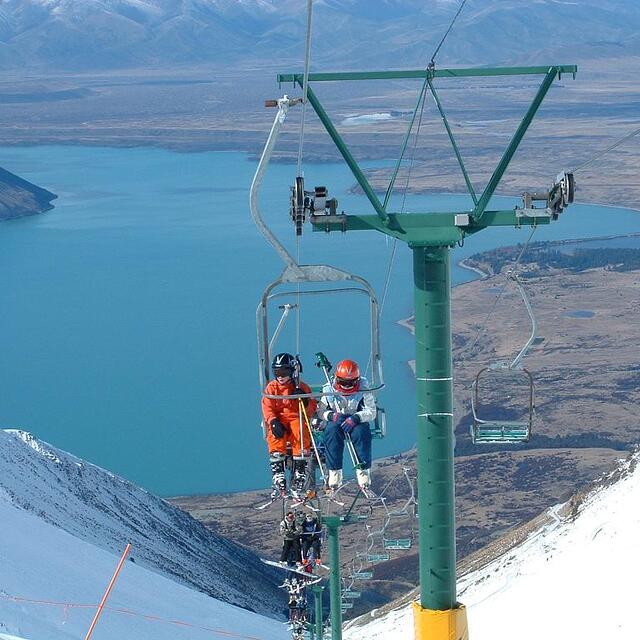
[470,365,535,444]
[470,272,537,444]
[257,263,386,441]
[366,552,391,563]
[350,571,373,580]
[383,538,412,551]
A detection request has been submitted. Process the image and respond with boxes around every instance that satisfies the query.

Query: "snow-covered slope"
[0,493,288,640]
[346,449,639,639]
[0,429,282,618]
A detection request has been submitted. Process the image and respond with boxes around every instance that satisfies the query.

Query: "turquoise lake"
[1,146,638,496]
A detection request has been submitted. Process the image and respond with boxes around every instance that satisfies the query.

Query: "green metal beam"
[310,584,324,640]
[383,76,430,210]
[472,68,558,220]
[304,85,388,223]
[310,210,549,246]
[323,516,343,640]
[278,65,577,84]
[427,79,477,205]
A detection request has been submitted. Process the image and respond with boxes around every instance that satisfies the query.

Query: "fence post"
[84,542,132,640]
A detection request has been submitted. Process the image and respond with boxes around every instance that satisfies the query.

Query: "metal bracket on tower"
[290,176,339,236]
[517,171,575,220]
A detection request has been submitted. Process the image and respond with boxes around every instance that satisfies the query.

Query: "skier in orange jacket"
[262,352,317,500]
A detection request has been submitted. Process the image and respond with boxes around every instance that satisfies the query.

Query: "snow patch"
[5,430,62,464]
[342,112,395,126]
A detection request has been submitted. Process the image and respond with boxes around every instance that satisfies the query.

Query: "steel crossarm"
[277,65,578,83]
[309,210,549,247]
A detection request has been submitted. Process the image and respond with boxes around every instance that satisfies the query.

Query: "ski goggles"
[274,367,293,378]
[336,376,358,390]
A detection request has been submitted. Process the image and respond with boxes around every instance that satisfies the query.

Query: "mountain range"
[1,428,637,638]
[0,429,282,618]
[0,0,638,72]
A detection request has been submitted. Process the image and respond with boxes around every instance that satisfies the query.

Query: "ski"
[254,497,280,510]
[253,484,292,510]
[253,490,287,510]
[359,485,382,503]
[322,484,348,506]
[289,496,320,512]
[261,559,323,583]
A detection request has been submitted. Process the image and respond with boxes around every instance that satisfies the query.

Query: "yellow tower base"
[413,602,469,640]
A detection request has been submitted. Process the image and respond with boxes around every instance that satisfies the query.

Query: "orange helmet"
[334,359,360,394]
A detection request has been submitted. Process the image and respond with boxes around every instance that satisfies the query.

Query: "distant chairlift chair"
[470,273,537,444]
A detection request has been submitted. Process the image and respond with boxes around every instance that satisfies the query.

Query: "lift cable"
[291,0,316,469]
[429,0,469,67]
[294,0,315,358]
[468,224,538,355]
[571,124,640,174]
[374,0,469,375]
[296,0,314,178]
[365,77,430,379]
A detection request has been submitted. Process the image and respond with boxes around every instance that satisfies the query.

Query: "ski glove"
[291,387,309,407]
[341,414,361,434]
[323,410,347,425]
[311,417,326,432]
[270,418,286,439]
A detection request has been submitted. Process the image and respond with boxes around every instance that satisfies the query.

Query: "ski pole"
[299,398,326,484]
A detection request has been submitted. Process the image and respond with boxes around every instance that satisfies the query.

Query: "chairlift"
[380,467,415,550]
[383,538,412,551]
[251,95,386,407]
[366,552,391,563]
[250,96,389,496]
[470,273,536,444]
[350,571,373,580]
[257,266,387,442]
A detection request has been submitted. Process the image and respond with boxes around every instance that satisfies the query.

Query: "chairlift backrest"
[257,264,384,393]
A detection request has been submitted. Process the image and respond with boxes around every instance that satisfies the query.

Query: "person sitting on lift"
[279,510,301,566]
[300,512,322,566]
[318,358,376,494]
[262,353,317,500]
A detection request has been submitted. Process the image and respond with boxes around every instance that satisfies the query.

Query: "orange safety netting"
[0,593,266,640]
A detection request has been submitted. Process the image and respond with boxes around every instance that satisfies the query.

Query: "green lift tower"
[276,64,577,640]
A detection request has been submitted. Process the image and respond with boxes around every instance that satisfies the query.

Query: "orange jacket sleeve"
[261,380,280,425]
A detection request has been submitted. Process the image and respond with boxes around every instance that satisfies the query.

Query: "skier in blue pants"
[317,358,376,493]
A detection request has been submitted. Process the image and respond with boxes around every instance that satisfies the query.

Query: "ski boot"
[290,458,307,502]
[326,469,343,495]
[356,468,376,500]
[270,456,287,499]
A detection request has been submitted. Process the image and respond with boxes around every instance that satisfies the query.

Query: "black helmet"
[272,352,296,378]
